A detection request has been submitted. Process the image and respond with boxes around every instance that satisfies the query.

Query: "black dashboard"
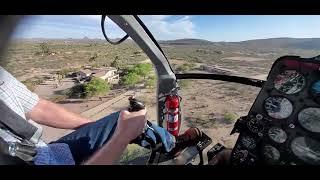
[230,55,320,165]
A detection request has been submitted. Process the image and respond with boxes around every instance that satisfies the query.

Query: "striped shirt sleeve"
[0,66,39,114]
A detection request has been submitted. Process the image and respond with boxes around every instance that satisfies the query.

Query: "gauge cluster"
[230,56,320,165]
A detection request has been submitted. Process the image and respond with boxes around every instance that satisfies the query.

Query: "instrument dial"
[274,70,305,94]
[264,96,293,119]
[268,127,287,143]
[291,137,320,165]
[262,145,280,164]
[298,108,320,133]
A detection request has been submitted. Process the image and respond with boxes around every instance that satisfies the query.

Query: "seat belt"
[0,100,42,144]
[0,136,36,163]
[0,100,41,163]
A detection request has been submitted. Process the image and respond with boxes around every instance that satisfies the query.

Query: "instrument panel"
[230,55,320,165]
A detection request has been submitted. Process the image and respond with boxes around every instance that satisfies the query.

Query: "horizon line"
[11,36,320,43]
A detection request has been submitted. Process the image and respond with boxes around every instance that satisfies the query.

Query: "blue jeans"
[52,111,120,164]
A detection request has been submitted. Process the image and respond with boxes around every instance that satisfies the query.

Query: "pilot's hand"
[114,109,147,144]
[208,149,232,165]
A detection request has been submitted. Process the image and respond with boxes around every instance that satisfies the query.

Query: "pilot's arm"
[0,66,91,129]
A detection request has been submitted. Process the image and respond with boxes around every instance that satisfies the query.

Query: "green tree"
[179,79,190,88]
[84,78,111,97]
[223,111,238,124]
[110,59,122,69]
[176,63,195,73]
[122,73,140,87]
[39,42,50,55]
[129,63,153,79]
[89,53,98,62]
[68,84,86,98]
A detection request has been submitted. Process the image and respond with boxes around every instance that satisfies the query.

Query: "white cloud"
[140,15,196,40]
[79,15,127,39]
[80,15,197,40]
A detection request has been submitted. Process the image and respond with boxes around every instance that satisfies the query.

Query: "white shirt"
[0,66,47,147]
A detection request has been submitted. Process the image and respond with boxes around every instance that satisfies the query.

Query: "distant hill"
[159,38,213,45]
[13,37,320,51]
[160,38,320,50]
[234,38,320,50]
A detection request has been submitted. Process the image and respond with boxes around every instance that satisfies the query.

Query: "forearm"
[26,98,91,129]
[83,134,128,165]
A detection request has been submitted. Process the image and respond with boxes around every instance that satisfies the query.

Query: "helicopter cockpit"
[230,55,320,165]
[1,15,320,165]
[101,15,320,165]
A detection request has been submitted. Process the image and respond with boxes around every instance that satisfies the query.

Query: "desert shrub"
[122,73,140,87]
[22,78,44,92]
[128,63,153,79]
[68,78,110,98]
[223,111,238,124]
[178,79,191,88]
[67,84,86,98]
[88,53,98,62]
[121,63,154,87]
[110,58,122,69]
[56,68,78,78]
[176,63,196,72]
[39,42,50,54]
[84,78,110,97]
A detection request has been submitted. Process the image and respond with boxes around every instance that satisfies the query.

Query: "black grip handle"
[128,96,145,112]
[128,97,147,145]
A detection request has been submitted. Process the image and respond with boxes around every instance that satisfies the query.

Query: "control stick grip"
[128,97,147,144]
[128,96,146,112]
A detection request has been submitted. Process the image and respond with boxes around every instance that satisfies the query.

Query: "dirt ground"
[39,57,264,161]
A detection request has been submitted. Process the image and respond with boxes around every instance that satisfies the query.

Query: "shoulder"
[0,66,19,84]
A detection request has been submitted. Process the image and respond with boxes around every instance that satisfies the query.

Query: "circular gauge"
[247,118,264,133]
[264,97,293,119]
[262,145,280,164]
[298,108,320,133]
[241,136,256,149]
[291,137,320,165]
[233,149,249,163]
[268,127,287,143]
[274,70,305,94]
[311,80,320,95]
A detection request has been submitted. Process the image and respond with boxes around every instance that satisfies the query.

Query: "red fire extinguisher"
[165,95,180,137]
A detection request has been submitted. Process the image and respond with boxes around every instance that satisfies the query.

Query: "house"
[74,69,93,81]
[75,67,119,84]
[91,67,119,84]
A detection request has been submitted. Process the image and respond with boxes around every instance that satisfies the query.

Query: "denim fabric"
[33,143,75,165]
[34,111,176,165]
[141,123,176,152]
[52,111,120,164]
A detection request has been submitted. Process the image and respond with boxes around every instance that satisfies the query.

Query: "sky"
[12,15,320,42]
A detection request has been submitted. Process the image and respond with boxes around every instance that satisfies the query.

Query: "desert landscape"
[2,37,320,164]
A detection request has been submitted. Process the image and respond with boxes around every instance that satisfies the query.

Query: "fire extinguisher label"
[167,126,179,131]
[167,114,179,123]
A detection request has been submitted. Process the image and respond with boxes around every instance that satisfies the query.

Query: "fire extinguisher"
[165,95,180,137]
